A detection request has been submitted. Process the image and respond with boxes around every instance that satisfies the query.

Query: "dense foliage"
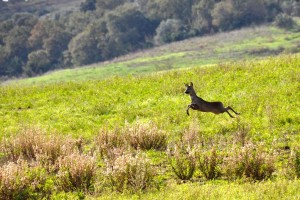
[0,0,299,78]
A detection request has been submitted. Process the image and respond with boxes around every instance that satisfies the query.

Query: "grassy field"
[5,24,300,85]
[0,53,300,199]
[1,23,300,199]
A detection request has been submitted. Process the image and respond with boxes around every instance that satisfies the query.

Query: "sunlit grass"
[5,24,300,86]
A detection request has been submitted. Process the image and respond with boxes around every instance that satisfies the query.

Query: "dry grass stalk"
[167,142,197,181]
[125,122,167,151]
[104,151,155,193]
[57,152,97,192]
[95,127,126,158]
[223,142,276,181]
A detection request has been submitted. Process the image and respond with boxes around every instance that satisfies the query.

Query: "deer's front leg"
[186,104,191,116]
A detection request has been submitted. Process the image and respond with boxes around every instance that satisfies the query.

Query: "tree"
[29,20,64,50]
[68,31,100,66]
[0,46,8,76]
[282,1,300,16]
[191,0,216,35]
[105,3,156,54]
[154,19,187,45]
[95,0,127,10]
[274,13,295,29]
[264,0,282,22]
[23,50,51,76]
[4,26,30,61]
[12,12,38,27]
[232,0,267,27]
[212,1,234,31]
[80,0,96,12]
[0,20,14,45]
[58,11,97,36]
[137,0,194,22]
[43,31,72,64]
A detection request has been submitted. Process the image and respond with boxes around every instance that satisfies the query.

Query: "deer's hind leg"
[227,106,240,115]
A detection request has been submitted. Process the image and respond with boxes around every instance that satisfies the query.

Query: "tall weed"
[95,127,126,158]
[125,122,167,151]
[223,142,276,181]
[1,128,81,171]
[104,151,155,193]
[197,148,223,180]
[56,153,97,193]
[0,160,51,199]
[167,143,196,181]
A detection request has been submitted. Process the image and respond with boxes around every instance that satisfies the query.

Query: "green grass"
[1,54,299,143]
[1,54,300,199]
[5,24,300,86]
[1,24,300,199]
[92,180,300,200]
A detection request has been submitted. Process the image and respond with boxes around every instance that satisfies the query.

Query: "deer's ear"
[190,82,193,86]
[185,83,188,87]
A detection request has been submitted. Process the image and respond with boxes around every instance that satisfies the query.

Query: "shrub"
[223,142,276,181]
[180,119,201,147]
[1,128,81,171]
[154,19,188,45]
[285,147,300,178]
[104,151,155,193]
[126,122,167,151]
[56,153,97,193]
[0,160,51,200]
[294,149,300,177]
[1,128,43,162]
[198,148,223,180]
[167,143,196,181]
[95,127,126,158]
[24,50,51,76]
[274,14,295,29]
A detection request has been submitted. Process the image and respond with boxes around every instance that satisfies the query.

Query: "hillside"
[1,0,299,78]
[0,53,300,199]
[7,24,300,85]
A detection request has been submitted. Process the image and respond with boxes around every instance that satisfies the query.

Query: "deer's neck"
[189,90,199,101]
[190,90,205,103]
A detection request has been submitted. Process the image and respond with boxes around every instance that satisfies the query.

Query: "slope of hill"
[0,53,299,199]
[1,17,300,199]
[7,24,300,85]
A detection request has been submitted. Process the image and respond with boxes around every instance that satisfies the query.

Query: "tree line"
[0,0,299,78]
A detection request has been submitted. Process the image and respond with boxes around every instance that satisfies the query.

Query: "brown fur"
[185,82,240,118]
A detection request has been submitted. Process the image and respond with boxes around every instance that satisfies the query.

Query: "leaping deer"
[185,82,240,118]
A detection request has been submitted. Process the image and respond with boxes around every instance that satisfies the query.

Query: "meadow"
[1,22,300,199]
[0,52,300,199]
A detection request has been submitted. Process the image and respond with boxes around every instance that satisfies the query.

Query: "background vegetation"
[1,0,300,78]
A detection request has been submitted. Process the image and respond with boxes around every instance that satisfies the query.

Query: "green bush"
[126,122,167,151]
[167,143,196,181]
[104,151,155,193]
[0,160,52,199]
[154,19,188,45]
[274,14,295,29]
[1,128,81,172]
[95,127,126,158]
[223,142,276,181]
[198,148,223,180]
[56,153,97,193]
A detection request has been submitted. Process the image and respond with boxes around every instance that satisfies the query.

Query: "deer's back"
[194,98,225,113]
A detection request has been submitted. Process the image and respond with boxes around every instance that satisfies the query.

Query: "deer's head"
[184,82,194,94]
